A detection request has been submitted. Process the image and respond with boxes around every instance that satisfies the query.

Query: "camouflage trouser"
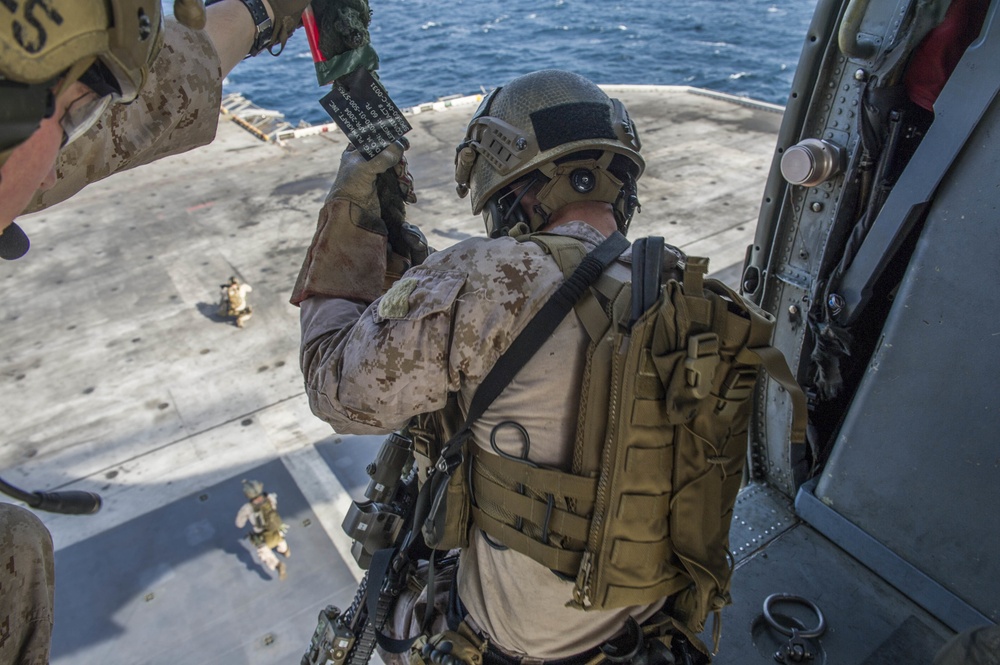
[253,536,288,571]
[219,300,252,327]
[0,504,54,665]
[234,307,253,328]
[934,624,1000,665]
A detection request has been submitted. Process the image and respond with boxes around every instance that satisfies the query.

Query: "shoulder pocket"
[373,268,466,323]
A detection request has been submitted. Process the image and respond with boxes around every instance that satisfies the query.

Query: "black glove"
[378,145,430,285]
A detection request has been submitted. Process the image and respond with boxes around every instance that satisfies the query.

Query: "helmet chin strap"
[527,204,551,233]
[483,176,537,238]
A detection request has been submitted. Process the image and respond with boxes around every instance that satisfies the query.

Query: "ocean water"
[217,0,820,126]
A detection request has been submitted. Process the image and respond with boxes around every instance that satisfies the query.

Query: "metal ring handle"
[838,0,878,60]
[762,593,827,639]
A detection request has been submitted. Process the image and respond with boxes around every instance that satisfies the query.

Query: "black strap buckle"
[235,0,274,57]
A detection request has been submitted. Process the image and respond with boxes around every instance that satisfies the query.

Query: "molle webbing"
[418,232,630,552]
[469,445,595,574]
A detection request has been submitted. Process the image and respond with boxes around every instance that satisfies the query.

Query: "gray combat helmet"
[454,69,644,237]
[242,479,264,500]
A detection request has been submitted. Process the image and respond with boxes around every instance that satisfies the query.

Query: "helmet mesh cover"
[462,70,643,215]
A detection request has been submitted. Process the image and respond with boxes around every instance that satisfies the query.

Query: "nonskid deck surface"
[51,459,358,664]
[0,87,782,664]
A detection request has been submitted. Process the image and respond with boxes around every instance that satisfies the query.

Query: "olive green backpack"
[417,232,806,647]
[254,497,287,548]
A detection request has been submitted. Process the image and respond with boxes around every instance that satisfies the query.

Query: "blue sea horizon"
[187,0,820,125]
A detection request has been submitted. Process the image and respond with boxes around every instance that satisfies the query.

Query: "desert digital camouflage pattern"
[0,504,54,665]
[26,19,222,214]
[299,220,664,658]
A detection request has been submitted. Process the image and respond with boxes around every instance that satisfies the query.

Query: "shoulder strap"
[526,233,587,279]
[630,236,665,328]
[463,230,629,429]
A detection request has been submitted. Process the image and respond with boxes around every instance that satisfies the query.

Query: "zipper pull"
[572,552,595,608]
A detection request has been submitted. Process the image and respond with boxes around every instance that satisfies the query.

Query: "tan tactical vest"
[412,233,806,642]
[252,497,286,549]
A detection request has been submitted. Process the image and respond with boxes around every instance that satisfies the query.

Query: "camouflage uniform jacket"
[299,221,662,659]
[26,19,223,213]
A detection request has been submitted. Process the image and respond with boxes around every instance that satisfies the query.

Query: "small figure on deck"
[218,276,254,328]
[235,479,290,580]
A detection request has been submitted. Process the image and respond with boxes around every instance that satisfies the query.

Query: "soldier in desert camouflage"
[235,480,290,581]
[289,70,676,664]
[219,276,255,328]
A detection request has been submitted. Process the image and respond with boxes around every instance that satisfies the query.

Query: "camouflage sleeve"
[25,18,223,214]
[299,265,468,435]
[0,504,54,665]
[299,237,566,435]
[235,503,252,528]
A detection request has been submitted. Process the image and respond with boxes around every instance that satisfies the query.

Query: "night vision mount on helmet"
[454,70,644,238]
